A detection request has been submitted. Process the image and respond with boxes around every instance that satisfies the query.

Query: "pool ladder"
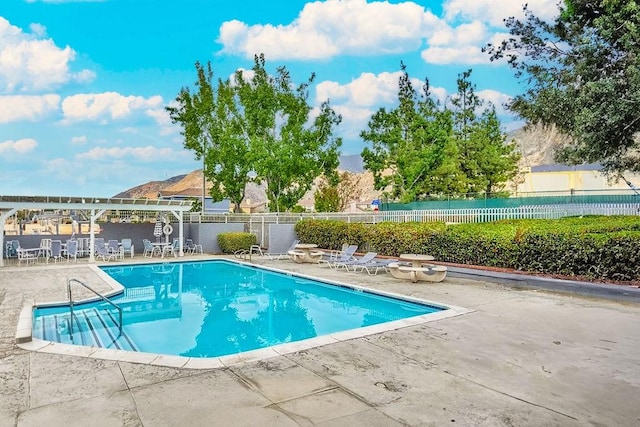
[67,278,123,336]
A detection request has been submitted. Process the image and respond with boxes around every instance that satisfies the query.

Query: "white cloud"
[29,23,47,37]
[316,71,403,107]
[0,94,60,123]
[0,17,94,93]
[443,0,560,27]
[477,89,512,115]
[77,145,189,162]
[218,0,443,59]
[61,92,164,123]
[0,138,38,155]
[421,20,492,65]
[71,135,87,144]
[146,107,178,136]
[421,45,490,65]
[315,71,450,149]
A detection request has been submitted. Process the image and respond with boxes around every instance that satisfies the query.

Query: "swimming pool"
[32,260,446,359]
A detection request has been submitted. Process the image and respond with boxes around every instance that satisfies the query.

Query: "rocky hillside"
[508,122,571,167]
[115,126,568,205]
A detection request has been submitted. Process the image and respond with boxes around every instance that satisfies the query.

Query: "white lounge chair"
[265,239,299,260]
[325,245,358,268]
[334,251,378,271]
[355,258,398,275]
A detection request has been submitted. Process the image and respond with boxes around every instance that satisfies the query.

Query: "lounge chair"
[355,258,398,275]
[265,239,299,260]
[334,251,378,271]
[325,245,358,268]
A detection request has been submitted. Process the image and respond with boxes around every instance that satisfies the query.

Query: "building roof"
[531,163,602,173]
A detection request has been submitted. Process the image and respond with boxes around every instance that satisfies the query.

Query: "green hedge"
[293,216,640,281]
[217,232,256,254]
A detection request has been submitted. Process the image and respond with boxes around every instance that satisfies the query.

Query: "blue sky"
[0,0,560,197]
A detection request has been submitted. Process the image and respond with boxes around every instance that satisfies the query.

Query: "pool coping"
[15,259,473,369]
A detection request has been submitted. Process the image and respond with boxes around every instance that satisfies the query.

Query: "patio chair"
[162,238,179,257]
[334,251,378,271]
[185,238,203,254]
[15,241,37,265]
[50,240,63,263]
[37,238,52,261]
[66,239,78,263]
[94,238,105,256]
[120,238,134,258]
[5,240,19,260]
[143,239,160,258]
[265,239,299,260]
[96,240,118,261]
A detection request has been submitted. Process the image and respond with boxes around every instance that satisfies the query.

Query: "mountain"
[115,128,569,205]
[507,122,570,167]
[113,174,187,199]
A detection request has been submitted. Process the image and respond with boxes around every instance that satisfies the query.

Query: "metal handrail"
[67,278,123,336]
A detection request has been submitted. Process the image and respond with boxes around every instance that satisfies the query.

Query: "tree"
[313,171,365,212]
[361,63,459,203]
[485,0,640,174]
[314,183,341,212]
[234,54,342,212]
[449,70,521,194]
[168,55,342,212]
[165,61,216,213]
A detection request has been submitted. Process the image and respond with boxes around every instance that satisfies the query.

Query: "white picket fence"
[187,203,639,247]
[189,203,639,225]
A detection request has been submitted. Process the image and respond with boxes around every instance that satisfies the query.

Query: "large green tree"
[234,55,342,212]
[168,54,342,212]
[361,64,519,202]
[361,63,459,203]
[485,0,640,174]
[449,70,520,195]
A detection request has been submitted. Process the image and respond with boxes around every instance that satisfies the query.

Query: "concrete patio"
[1,255,639,426]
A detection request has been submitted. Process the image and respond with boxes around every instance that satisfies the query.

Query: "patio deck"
[1,255,639,426]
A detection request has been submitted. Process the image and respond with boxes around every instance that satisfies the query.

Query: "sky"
[0,0,561,197]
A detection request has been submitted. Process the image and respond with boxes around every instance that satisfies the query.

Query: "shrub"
[293,216,640,281]
[217,232,256,254]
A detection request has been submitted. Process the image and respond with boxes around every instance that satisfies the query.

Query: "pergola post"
[0,208,18,267]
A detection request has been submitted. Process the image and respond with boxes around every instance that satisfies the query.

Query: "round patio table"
[398,253,435,267]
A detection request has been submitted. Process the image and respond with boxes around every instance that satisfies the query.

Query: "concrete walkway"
[1,256,639,426]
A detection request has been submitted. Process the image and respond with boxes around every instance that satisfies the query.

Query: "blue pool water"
[33,260,444,358]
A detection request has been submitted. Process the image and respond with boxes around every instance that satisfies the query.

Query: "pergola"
[0,195,193,267]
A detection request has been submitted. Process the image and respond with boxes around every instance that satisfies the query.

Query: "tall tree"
[361,63,460,203]
[234,55,342,212]
[165,61,216,213]
[485,0,640,174]
[168,55,342,212]
[449,70,520,195]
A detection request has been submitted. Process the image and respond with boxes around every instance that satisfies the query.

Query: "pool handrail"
[67,278,123,336]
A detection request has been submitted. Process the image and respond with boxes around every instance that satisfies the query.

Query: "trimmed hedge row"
[217,232,256,254]
[293,217,640,281]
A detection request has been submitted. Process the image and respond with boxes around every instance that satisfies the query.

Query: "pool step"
[34,307,137,351]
